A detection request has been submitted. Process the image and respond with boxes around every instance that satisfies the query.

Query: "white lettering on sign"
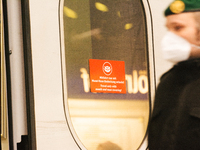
[125,70,148,94]
[80,68,148,94]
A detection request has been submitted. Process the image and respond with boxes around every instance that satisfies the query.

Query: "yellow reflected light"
[117,11,121,17]
[125,23,133,30]
[64,6,78,19]
[95,2,108,12]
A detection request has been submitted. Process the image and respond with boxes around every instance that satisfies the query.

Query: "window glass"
[63,0,150,149]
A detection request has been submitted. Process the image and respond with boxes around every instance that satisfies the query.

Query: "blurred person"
[148,0,200,149]
[96,141,122,150]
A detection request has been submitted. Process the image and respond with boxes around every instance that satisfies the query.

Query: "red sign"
[89,59,126,94]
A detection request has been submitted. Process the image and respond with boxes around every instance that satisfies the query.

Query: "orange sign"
[89,59,126,94]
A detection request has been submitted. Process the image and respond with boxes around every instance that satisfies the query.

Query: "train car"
[1,0,173,150]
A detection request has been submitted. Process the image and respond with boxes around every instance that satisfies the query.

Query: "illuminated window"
[61,0,150,149]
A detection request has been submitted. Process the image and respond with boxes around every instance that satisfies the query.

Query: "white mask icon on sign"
[102,62,112,76]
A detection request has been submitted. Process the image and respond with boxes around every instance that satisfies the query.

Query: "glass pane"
[62,0,150,149]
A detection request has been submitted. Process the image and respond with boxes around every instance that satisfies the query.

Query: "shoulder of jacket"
[160,67,175,81]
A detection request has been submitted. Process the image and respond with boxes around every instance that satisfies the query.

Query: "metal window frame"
[59,0,155,149]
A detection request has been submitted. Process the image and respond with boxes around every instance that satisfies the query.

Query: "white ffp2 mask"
[161,31,191,63]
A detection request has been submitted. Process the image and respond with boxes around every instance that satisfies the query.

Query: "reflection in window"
[62,0,150,149]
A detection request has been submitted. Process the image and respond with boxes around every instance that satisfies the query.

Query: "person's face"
[166,12,200,46]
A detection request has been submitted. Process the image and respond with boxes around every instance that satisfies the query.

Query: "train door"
[30,0,154,149]
[1,0,173,150]
[1,0,35,149]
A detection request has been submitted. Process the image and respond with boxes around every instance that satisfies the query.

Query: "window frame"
[59,0,155,149]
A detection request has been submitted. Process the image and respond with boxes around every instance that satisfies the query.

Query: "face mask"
[161,31,191,63]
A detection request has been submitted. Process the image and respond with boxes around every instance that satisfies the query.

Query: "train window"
[61,0,150,149]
